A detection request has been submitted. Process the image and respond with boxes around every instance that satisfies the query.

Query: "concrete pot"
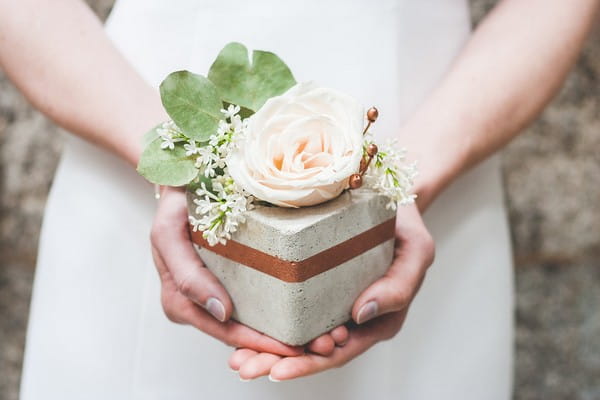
[187,188,396,345]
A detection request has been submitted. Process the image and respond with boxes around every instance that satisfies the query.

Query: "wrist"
[399,127,470,213]
[412,162,455,212]
[122,91,170,168]
[120,137,143,167]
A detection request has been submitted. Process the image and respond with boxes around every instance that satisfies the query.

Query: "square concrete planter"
[187,189,396,345]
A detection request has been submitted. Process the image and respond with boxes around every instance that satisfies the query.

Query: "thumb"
[352,230,434,325]
[151,187,233,322]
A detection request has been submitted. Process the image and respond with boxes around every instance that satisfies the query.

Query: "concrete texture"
[1,0,599,399]
[200,239,394,345]
[189,189,396,345]
[189,189,396,260]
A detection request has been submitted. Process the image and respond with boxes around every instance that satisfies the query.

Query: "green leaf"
[137,137,198,186]
[159,71,222,141]
[141,123,162,147]
[208,42,296,112]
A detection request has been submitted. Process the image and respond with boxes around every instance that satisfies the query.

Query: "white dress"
[20,1,514,399]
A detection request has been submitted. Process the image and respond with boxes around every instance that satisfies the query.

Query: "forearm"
[0,0,166,166]
[403,0,600,211]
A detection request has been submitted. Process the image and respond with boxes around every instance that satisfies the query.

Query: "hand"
[151,186,348,357]
[228,204,435,380]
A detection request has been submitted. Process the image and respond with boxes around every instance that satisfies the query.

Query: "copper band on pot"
[189,217,396,283]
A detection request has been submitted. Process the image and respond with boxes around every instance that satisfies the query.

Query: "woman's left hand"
[228,204,435,381]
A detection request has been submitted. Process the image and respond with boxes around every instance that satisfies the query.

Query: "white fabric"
[20,1,514,398]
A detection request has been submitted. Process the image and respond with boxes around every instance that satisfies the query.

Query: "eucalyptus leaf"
[137,137,198,186]
[208,42,296,112]
[159,71,222,141]
[142,123,162,147]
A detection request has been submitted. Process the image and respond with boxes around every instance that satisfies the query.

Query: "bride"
[1,0,597,398]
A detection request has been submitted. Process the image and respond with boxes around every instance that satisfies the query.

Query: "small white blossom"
[160,135,177,150]
[157,120,185,150]
[221,104,241,120]
[195,146,218,166]
[230,115,244,134]
[189,175,253,246]
[183,103,253,246]
[202,228,222,247]
[193,196,214,215]
[362,135,417,210]
[216,120,231,136]
[203,164,217,178]
[184,140,200,156]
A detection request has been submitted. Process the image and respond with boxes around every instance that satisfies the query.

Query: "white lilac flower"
[186,105,254,246]
[189,169,253,247]
[195,145,219,166]
[160,135,177,150]
[184,140,200,156]
[188,216,201,232]
[221,104,241,120]
[216,120,231,136]
[157,120,185,150]
[214,158,227,169]
[362,135,417,210]
[201,163,216,178]
[193,196,214,215]
[223,217,239,235]
[203,228,222,247]
[230,115,244,134]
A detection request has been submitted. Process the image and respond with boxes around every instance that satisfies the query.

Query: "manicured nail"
[268,375,281,383]
[356,301,378,324]
[229,368,239,373]
[205,297,226,322]
[239,377,251,382]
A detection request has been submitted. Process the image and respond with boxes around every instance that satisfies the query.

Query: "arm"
[0,0,163,165]
[0,0,308,356]
[410,0,600,211]
[230,0,600,381]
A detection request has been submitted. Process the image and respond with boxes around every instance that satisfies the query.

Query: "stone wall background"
[0,1,598,399]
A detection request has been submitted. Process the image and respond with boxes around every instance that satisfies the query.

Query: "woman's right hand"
[150,186,348,358]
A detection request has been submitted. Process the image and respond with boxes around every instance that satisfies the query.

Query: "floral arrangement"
[137,42,417,246]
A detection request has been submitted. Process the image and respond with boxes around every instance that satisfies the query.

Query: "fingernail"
[268,375,281,383]
[229,368,239,373]
[205,297,226,322]
[239,377,251,382]
[356,301,378,324]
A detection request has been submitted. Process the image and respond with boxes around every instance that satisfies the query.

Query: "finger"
[352,259,423,324]
[307,325,350,355]
[174,294,302,356]
[156,256,302,356]
[307,334,335,356]
[352,209,434,324]
[228,348,258,371]
[270,331,371,381]
[223,321,304,357]
[270,313,406,381]
[270,350,343,381]
[238,353,282,380]
[330,325,349,346]
[151,188,233,321]
[153,241,231,322]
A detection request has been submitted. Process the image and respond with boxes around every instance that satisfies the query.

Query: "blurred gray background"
[1,1,599,399]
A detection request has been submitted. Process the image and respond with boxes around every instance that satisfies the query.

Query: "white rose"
[227,82,365,207]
